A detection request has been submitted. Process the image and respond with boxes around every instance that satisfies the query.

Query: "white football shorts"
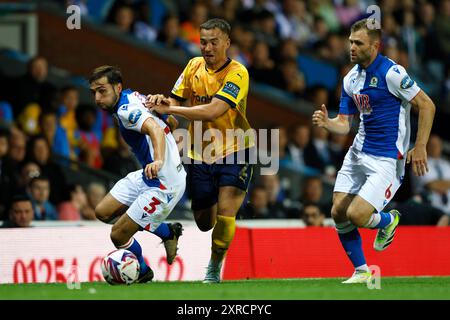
[110,169,186,232]
[334,147,405,212]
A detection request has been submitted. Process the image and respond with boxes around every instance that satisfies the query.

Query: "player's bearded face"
[90,77,121,112]
[349,30,376,66]
[200,28,230,69]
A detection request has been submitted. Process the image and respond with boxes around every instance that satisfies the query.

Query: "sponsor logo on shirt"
[222,82,240,99]
[353,93,372,115]
[128,109,142,124]
[194,93,213,104]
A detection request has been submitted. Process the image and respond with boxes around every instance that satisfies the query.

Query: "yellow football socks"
[211,215,236,263]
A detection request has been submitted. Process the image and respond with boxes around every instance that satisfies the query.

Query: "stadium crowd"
[1,0,450,226]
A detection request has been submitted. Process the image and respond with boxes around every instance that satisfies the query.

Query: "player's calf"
[111,215,153,282]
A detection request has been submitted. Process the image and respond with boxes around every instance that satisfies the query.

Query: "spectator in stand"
[180,2,209,47]
[230,25,254,67]
[0,101,13,126]
[110,4,156,43]
[248,41,283,87]
[300,175,332,216]
[435,0,450,64]
[251,9,280,50]
[74,104,103,169]
[15,161,41,194]
[8,127,27,164]
[311,0,340,32]
[272,124,291,167]
[156,14,198,57]
[1,194,34,228]
[239,185,272,219]
[286,123,310,170]
[276,38,299,63]
[412,134,450,215]
[329,133,348,169]
[300,203,326,227]
[417,2,440,63]
[307,16,329,48]
[381,14,399,50]
[27,135,66,205]
[306,85,330,109]
[9,56,57,118]
[304,125,334,175]
[102,127,140,177]
[259,174,289,218]
[84,182,107,220]
[323,32,348,65]
[211,0,243,25]
[6,127,27,193]
[38,110,71,160]
[0,127,17,219]
[57,183,91,221]
[28,175,58,221]
[335,0,362,28]
[388,196,449,226]
[58,86,80,158]
[277,58,306,98]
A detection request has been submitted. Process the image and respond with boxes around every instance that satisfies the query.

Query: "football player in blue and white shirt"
[89,66,187,283]
[312,19,436,284]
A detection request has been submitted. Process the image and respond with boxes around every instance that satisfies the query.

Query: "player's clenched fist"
[145,94,170,108]
[144,160,163,179]
[312,104,329,128]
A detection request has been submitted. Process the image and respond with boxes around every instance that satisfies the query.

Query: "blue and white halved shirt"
[339,54,421,160]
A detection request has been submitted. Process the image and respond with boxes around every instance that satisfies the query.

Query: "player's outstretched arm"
[407,90,436,177]
[147,97,230,122]
[141,117,166,179]
[145,94,180,131]
[312,104,353,135]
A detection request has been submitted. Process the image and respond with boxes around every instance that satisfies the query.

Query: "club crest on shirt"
[400,75,415,89]
[369,76,378,87]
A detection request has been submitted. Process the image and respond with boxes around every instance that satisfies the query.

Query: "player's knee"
[346,208,366,227]
[195,220,214,232]
[95,203,110,222]
[331,205,347,222]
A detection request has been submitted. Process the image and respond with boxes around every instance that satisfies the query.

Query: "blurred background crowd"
[1,0,450,228]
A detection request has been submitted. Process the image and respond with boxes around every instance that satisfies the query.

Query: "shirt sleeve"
[214,68,249,108]
[338,82,357,115]
[117,99,153,133]
[386,64,421,102]
[171,59,193,101]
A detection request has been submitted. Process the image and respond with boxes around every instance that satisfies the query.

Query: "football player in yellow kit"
[147,18,254,283]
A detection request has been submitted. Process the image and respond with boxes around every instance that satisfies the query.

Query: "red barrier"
[223,226,450,279]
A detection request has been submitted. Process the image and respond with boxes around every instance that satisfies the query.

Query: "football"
[101,249,140,285]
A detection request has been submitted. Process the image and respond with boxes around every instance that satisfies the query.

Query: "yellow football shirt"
[170,57,254,163]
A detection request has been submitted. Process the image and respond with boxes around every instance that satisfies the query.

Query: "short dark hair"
[61,85,78,94]
[200,18,231,37]
[89,65,122,85]
[9,194,32,211]
[29,175,49,187]
[350,18,382,41]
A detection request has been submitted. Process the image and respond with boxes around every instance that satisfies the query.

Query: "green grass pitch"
[1,277,450,300]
